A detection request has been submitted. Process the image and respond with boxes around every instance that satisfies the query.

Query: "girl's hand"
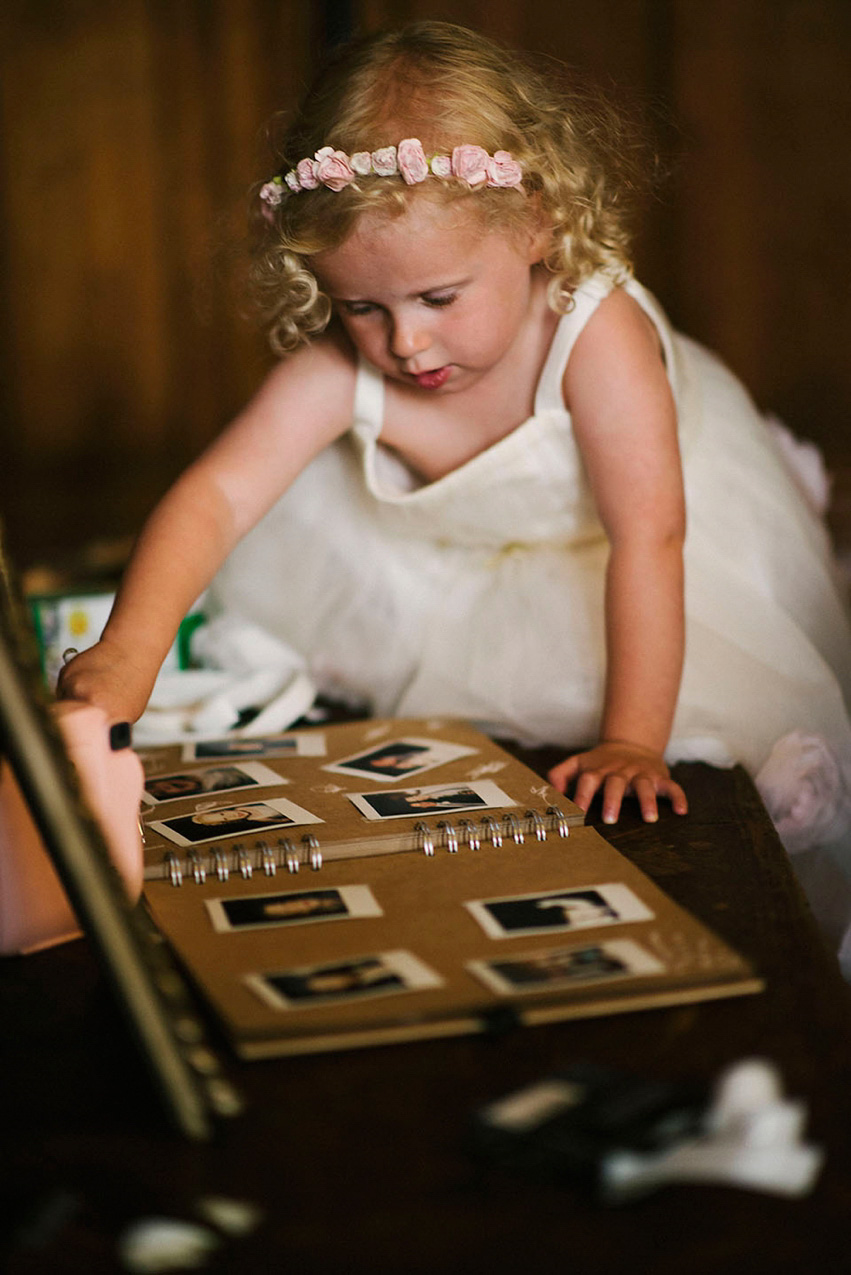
[56,638,155,725]
[548,741,688,825]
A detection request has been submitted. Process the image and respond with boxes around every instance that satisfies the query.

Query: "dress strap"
[534,274,615,414]
[352,355,385,441]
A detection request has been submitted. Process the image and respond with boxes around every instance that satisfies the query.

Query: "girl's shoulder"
[580,285,663,351]
[562,284,666,402]
[535,276,662,415]
[270,324,358,385]
[258,326,359,430]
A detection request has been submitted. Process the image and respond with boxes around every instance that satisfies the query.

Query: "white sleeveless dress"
[210,273,851,853]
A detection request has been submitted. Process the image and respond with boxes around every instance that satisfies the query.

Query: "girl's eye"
[423,292,457,308]
[340,301,377,317]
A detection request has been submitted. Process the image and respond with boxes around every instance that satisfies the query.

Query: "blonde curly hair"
[252,22,654,354]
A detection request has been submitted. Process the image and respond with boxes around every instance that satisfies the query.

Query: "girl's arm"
[547,287,688,824]
[57,336,356,722]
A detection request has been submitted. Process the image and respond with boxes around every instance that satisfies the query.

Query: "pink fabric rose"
[430,154,452,178]
[296,158,319,190]
[398,138,429,185]
[259,179,285,206]
[451,144,490,187]
[371,146,398,176]
[486,150,523,189]
[350,151,372,176]
[284,171,301,192]
[315,147,354,191]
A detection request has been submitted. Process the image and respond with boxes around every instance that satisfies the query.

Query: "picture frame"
[0,523,241,1140]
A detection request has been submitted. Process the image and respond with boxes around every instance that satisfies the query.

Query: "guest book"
[138,717,762,1058]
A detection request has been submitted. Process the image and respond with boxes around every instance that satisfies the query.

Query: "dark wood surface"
[3,758,851,1274]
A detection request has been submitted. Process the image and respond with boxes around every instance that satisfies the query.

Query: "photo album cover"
[138,716,762,1059]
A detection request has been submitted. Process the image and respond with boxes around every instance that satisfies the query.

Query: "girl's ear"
[526,224,552,264]
[521,196,553,264]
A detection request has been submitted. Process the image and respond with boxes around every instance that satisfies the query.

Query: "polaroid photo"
[180,731,326,762]
[141,760,286,807]
[322,736,477,782]
[465,883,654,940]
[147,797,323,848]
[347,779,515,821]
[244,949,443,1011]
[467,939,665,996]
[205,884,382,934]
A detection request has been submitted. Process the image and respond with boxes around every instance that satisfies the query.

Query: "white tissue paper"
[133,616,316,744]
[766,415,832,517]
[756,730,851,972]
[602,1058,823,1202]
[755,731,851,853]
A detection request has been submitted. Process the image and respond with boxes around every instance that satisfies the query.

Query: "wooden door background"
[1,1,850,568]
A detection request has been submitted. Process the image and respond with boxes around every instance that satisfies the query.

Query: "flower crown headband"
[259,138,523,209]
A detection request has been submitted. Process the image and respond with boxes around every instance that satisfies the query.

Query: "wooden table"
[2,759,851,1274]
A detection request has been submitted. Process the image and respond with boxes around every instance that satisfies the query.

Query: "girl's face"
[311,198,545,394]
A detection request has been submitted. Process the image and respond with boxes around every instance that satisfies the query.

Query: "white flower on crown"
[350,151,372,176]
[371,146,398,176]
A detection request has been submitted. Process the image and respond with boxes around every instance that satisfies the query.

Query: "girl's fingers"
[660,777,689,816]
[572,769,603,813]
[601,774,628,824]
[547,754,581,792]
[632,775,660,823]
[549,754,689,822]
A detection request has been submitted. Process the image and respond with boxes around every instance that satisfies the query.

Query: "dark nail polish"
[109,722,132,751]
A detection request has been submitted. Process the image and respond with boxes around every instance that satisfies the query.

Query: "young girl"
[59,21,851,850]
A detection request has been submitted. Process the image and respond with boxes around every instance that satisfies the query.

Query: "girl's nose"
[389,315,430,360]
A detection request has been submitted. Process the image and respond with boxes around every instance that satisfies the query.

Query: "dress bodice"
[347,272,682,549]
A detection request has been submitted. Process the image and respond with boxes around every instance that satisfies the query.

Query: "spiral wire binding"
[281,837,301,873]
[159,806,571,880]
[304,833,323,870]
[437,819,459,853]
[415,820,435,856]
[480,815,502,848]
[259,839,277,876]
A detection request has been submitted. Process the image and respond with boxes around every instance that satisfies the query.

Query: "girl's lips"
[414,365,451,390]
